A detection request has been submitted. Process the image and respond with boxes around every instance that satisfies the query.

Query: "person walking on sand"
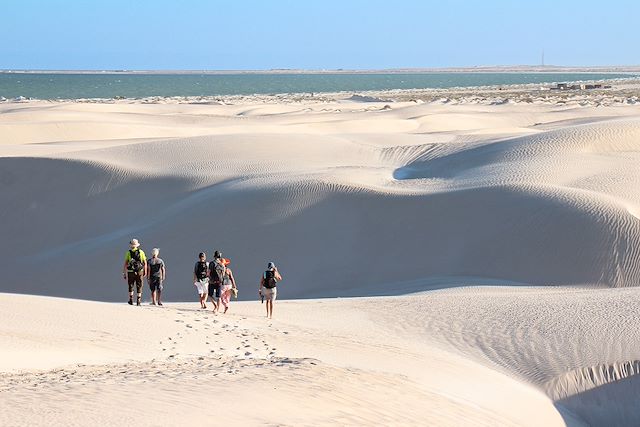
[259,262,282,319]
[123,239,147,306]
[194,252,209,309]
[218,260,237,314]
[207,250,224,313]
[147,248,166,306]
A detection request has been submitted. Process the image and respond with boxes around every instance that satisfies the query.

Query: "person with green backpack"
[123,239,147,306]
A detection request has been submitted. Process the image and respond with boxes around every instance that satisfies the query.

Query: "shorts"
[195,279,209,295]
[149,277,163,292]
[262,287,277,302]
[127,272,143,294]
[208,282,221,298]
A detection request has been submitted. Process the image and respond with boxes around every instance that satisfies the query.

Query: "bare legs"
[266,300,274,319]
[209,294,218,313]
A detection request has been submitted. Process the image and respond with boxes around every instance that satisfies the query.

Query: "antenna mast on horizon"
[541,49,545,67]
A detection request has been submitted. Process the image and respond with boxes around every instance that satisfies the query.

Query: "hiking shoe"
[128,299,133,305]
[157,302,163,306]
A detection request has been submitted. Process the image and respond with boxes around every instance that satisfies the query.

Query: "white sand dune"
[1,99,640,425]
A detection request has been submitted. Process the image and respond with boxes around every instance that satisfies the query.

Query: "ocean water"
[0,72,634,100]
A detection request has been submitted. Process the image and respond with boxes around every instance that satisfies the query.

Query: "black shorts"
[127,272,143,293]
[149,277,163,292]
[208,282,221,298]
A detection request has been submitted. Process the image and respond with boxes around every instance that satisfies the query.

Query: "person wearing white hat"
[123,238,147,306]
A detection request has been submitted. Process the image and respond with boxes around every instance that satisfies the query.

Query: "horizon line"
[2,65,640,74]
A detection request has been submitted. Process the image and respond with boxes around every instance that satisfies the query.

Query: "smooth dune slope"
[1,102,640,299]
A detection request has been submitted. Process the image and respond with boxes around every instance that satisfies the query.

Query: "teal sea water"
[0,72,634,100]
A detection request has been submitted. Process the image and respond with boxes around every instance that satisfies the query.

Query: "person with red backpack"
[259,262,282,319]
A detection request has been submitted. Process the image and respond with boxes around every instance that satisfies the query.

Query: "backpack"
[209,260,220,284]
[263,270,277,289]
[128,249,144,273]
[195,261,208,280]
[211,259,226,284]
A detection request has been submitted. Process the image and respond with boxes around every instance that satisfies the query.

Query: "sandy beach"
[1,88,640,426]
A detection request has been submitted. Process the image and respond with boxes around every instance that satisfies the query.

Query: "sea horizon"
[1,70,638,100]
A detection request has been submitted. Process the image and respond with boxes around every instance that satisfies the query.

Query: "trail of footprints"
[162,308,281,361]
[0,306,296,393]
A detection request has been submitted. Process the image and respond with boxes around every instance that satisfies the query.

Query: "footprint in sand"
[244,351,252,356]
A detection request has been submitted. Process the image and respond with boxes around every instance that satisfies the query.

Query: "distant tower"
[541,49,545,67]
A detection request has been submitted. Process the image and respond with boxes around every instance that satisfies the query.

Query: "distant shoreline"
[3,66,640,75]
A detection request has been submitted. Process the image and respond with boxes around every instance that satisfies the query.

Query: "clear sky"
[2,0,639,70]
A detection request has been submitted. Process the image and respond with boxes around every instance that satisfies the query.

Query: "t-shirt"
[124,248,147,272]
[147,257,165,279]
[194,261,208,280]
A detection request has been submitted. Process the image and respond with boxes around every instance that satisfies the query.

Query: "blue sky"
[2,0,639,70]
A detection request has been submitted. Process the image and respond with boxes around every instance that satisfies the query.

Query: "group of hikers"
[122,239,283,319]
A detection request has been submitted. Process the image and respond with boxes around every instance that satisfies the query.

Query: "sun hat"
[130,239,140,248]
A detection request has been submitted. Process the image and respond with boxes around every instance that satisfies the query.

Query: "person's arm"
[259,275,264,293]
[275,268,282,282]
[193,263,198,282]
[123,252,130,279]
[228,269,237,288]
[161,262,166,282]
[142,252,148,277]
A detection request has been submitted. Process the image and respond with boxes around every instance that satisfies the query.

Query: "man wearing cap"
[123,239,147,306]
[259,262,282,319]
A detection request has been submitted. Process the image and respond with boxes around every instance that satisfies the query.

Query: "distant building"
[551,83,605,90]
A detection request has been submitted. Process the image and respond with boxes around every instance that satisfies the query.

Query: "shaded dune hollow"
[1,118,640,300]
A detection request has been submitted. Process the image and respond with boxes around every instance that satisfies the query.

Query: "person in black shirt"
[259,262,282,319]
[193,252,209,309]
